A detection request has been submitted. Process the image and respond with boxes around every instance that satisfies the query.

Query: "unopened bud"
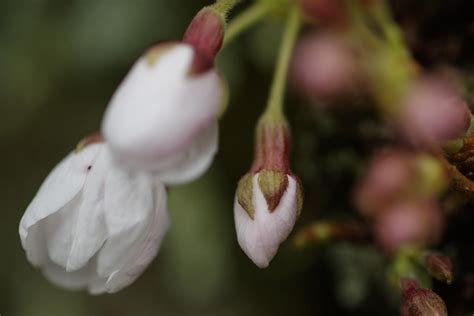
[183,7,225,63]
[424,252,454,284]
[234,170,303,268]
[354,148,415,217]
[354,148,447,217]
[399,76,471,146]
[400,278,448,316]
[374,200,444,253]
[234,119,303,268]
[291,32,359,98]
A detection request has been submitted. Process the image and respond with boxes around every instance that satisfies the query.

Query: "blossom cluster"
[18,0,472,314]
[19,1,303,294]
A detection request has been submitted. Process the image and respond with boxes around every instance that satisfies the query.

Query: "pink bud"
[354,148,415,217]
[375,201,444,253]
[183,7,225,64]
[291,32,359,98]
[399,76,471,145]
[355,147,447,217]
[298,0,346,25]
[400,278,448,316]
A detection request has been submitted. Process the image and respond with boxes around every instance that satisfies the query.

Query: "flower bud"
[183,7,225,67]
[291,32,359,98]
[399,76,471,145]
[234,120,303,268]
[400,278,448,316]
[235,170,303,268]
[374,200,444,253]
[102,42,227,185]
[354,148,414,217]
[424,252,454,284]
[354,148,446,217]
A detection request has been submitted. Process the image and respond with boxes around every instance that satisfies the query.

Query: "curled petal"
[97,161,156,278]
[19,144,101,245]
[104,183,170,293]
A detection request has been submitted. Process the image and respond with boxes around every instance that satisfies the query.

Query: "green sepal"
[236,173,255,219]
[257,170,288,212]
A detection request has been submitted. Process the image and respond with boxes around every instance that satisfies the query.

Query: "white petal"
[96,159,156,277]
[155,121,218,185]
[42,260,97,290]
[23,221,48,266]
[234,174,298,268]
[102,43,222,172]
[43,195,83,267]
[41,145,107,271]
[104,183,170,293]
[65,148,109,271]
[19,144,101,245]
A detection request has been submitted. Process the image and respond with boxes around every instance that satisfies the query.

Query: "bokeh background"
[1,0,474,315]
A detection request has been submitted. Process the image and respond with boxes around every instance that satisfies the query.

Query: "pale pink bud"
[354,148,415,217]
[375,201,444,253]
[399,76,471,145]
[355,147,447,217]
[234,121,303,268]
[291,32,358,98]
[234,171,303,268]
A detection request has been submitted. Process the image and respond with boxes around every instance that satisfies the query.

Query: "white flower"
[102,43,226,185]
[19,142,170,294]
[234,171,302,268]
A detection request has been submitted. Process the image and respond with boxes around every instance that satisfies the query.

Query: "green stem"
[262,6,301,121]
[223,2,271,47]
[370,0,408,55]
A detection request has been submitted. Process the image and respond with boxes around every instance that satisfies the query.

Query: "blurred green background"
[0,0,425,315]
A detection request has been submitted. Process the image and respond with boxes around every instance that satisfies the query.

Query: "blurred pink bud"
[354,148,415,217]
[375,201,444,253]
[355,147,447,217]
[291,32,359,98]
[399,76,471,145]
[400,278,448,316]
[298,0,346,24]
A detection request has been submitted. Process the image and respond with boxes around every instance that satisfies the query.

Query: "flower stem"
[223,2,272,47]
[262,6,301,122]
